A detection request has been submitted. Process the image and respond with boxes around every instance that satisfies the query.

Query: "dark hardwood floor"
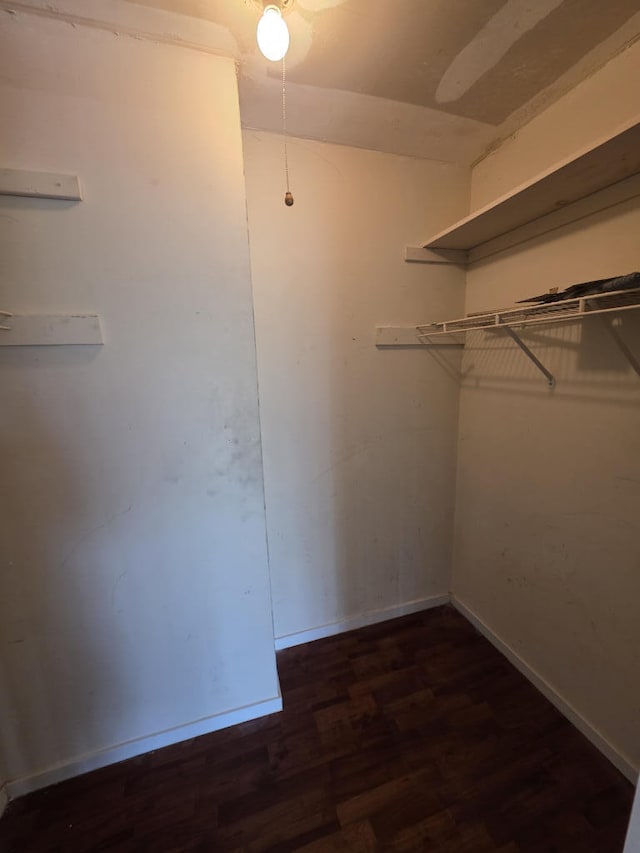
[0,606,633,852]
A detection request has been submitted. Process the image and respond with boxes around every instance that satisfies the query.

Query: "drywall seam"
[238,127,280,658]
[274,594,451,650]
[470,24,640,170]
[451,596,637,783]
[436,0,564,105]
[5,694,283,801]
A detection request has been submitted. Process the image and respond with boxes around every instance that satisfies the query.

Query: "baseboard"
[451,595,637,783]
[6,693,283,801]
[0,784,8,818]
[274,594,451,650]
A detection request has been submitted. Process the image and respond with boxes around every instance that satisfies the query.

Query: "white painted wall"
[0,10,279,791]
[625,784,640,853]
[453,52,640,777]
[243,131,469,642]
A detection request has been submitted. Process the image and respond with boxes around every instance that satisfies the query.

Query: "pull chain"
[282,55,294,206]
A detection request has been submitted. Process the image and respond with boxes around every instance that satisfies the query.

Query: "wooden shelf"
[0,315,103,346]
[0,168,82,201]
[421,118,640,263]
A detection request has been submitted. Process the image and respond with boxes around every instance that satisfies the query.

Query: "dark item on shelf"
[518,271,640,304]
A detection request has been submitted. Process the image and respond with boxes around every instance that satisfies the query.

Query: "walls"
[1,0,637,812]
[243,131,469,643]
[0,10,279,794]
[453,53,640,776]
[625,786,640,853]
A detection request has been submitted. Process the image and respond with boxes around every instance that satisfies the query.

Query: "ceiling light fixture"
[256,1,295,206]
[257,4,290,62]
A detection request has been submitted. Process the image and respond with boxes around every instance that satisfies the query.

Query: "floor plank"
[0,606,632,852]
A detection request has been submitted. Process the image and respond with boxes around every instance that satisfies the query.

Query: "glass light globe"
[257,5,290,62]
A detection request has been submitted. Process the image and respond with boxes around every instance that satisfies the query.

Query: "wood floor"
[0,606,633,852]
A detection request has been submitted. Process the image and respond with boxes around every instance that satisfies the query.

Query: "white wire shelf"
[416,287,640,340]
[376,287,640,388]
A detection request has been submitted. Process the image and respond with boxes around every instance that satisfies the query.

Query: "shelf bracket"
[404,246,468,266]
[503,325,555,387]
[600,316,640,379]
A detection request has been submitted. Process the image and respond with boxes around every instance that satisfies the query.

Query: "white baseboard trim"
[0,784,8,818]
[5,693,283,801]
[274,594,451,650]
[451,595,637,783]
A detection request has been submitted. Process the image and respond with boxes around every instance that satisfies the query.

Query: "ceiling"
[127,0,640,163]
